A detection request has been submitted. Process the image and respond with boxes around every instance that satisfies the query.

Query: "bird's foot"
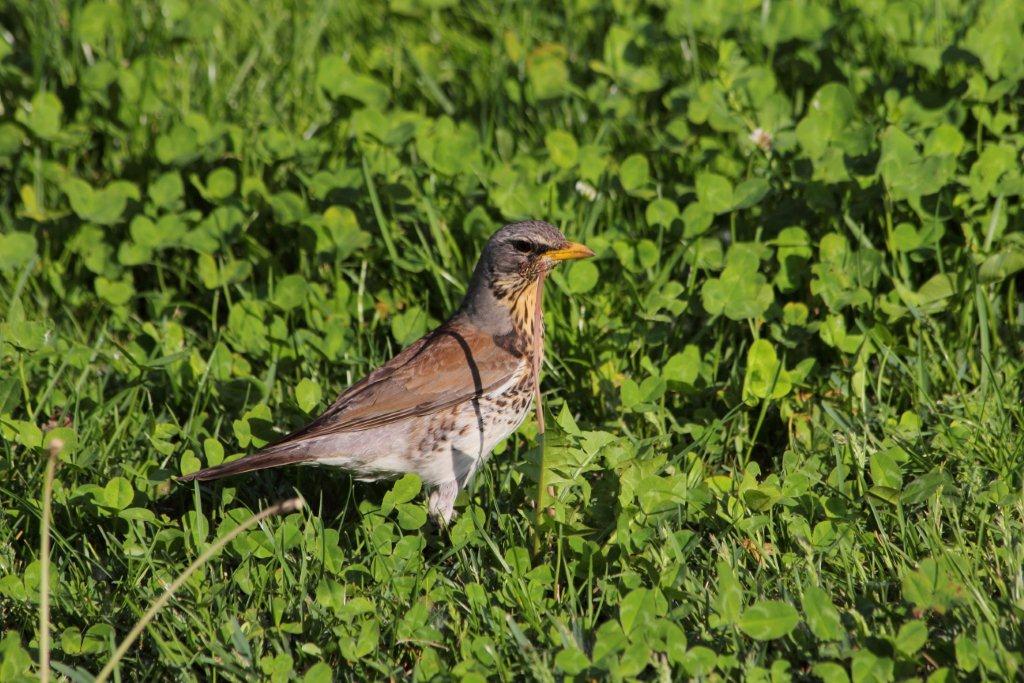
[427,481,460,527]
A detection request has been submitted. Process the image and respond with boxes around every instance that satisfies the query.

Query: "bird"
[180,220,594,525]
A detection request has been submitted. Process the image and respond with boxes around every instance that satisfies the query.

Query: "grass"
[92,497,303,683]
[1,0,1023,680]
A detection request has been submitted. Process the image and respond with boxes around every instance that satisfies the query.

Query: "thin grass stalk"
[532,275,547,557]
[38,438,63,683]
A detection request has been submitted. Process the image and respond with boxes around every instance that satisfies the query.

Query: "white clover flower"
[575,180,598,202]
[749,127,773,153]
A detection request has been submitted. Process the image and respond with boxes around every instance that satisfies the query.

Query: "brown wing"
[176,321,524,485]
[273,319,522,443]
[178,318,524,483]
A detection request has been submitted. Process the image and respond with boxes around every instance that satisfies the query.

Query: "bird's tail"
[178,443,313,483]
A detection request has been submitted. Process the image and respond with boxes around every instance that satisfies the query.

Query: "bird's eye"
[511,239,535,254]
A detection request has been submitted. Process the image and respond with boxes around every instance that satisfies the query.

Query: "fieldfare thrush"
[180,221,594,524]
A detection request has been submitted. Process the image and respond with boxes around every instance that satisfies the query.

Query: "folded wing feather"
[178,320,522,482]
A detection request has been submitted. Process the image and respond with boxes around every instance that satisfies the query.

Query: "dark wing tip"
[175,468,214,483]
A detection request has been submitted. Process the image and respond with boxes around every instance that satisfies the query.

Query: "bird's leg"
[427,480,460,526]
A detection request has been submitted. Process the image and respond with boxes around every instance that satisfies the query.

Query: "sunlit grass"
[1,0,1023,679]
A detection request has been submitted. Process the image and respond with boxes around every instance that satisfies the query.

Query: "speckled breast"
[411,356,536,485]
[480,364,536,444]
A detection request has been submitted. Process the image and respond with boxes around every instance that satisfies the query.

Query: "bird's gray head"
[459,220,594,330]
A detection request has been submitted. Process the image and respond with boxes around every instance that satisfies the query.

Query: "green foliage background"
[1,0,1023,680]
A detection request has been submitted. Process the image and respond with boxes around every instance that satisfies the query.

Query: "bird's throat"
[479,275,544,360]
[507,278,541,336]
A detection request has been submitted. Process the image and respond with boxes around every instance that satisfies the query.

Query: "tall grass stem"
[38,438,63,683]
[532,275,547,557]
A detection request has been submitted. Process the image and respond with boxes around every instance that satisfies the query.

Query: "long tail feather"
[178,443,313,483]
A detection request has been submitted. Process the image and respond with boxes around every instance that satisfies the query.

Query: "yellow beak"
[543,241,595,261]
